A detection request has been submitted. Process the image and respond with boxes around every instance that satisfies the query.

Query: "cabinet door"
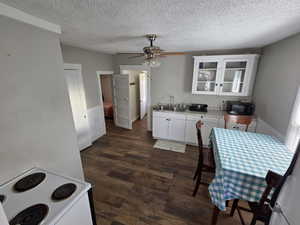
[152,116,160,138]
[153,116,169,139]
[169,118,186,142]
[219,58,250,96]
[192,59,221,95]
[202,119,219,146]
[185,120,198,144]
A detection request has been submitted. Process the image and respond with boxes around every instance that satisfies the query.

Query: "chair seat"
[248,201,271,221]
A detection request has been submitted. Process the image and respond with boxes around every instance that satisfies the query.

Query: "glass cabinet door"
[194,61,219,93]
[220,60,248,95]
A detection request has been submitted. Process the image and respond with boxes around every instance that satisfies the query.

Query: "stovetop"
[0,168,91,225]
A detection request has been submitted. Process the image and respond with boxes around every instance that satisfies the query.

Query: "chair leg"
[211,206,220,225]
[193,157,201,180]
[230,199,239,216]
[193,165,199,181]
[236,207,246,225]
[250,216,257,225]
[192,168,202,196]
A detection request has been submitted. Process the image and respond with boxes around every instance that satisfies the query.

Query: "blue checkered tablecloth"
[208,128,293,211]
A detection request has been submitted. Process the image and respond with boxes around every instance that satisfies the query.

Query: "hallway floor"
[81,118,255,225]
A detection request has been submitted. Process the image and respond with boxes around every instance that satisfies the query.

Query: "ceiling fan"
[129,34,186,67]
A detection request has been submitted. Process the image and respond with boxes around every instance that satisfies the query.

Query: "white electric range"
[0,167,96,225]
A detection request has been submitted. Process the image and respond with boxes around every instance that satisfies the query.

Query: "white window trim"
[286,86,300,152]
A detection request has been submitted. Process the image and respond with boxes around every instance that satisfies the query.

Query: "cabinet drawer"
[186,114,204,121]
[168,113,186,120]
[153,111,186,120]
[153,111,168,118]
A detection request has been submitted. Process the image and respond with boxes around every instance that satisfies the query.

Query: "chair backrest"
[224,113,253,132]
[196,120,203,152]
[259,170,283,207]
[270,141,300,207]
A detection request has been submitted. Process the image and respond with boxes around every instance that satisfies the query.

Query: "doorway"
[123,70,148,122]
[120,65,151,131]
[100,74,114,120]
[96,71,114,132]
[96,66,151,133]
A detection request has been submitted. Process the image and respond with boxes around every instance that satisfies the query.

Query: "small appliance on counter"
[189,104,208,112]
[0,167,97,225]
[226,101,255,115]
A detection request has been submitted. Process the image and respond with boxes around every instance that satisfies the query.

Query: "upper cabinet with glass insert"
[192,55,259,96]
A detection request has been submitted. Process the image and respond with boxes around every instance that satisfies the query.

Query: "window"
[286,86,300,152]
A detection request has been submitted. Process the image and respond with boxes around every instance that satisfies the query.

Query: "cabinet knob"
[220,84,223,87]
[215,83,218,86]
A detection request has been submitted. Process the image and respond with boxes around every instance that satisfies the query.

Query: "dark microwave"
[226,101,255,115]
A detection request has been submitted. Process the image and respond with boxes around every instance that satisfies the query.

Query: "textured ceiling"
[2,0,300,54]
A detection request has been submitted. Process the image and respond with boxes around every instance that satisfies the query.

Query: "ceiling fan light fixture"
[143,57,161,68]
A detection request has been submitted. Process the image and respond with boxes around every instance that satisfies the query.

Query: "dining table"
[208,128,293,224]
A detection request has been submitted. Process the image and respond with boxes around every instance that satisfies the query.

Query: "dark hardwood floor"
[81,118,255,225]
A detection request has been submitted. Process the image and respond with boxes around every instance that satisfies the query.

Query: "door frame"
[139,72,147,120]
[96,70,114,132]
[119,65,151,131]
[64,63,92,150]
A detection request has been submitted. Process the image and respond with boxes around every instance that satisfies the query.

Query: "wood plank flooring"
[81,118,256,225]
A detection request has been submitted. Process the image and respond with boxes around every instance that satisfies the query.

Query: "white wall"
[114,49,261,107]
[253,33,300,137]
[61,45,114,141]
[270,156,300,225]
[61,44,114,108]
[0,16,84,183]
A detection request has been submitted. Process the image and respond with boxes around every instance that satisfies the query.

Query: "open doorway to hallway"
[96,70,114,135]
[97,66,151,133]
[100,74,114,121]
[121,69,149,131]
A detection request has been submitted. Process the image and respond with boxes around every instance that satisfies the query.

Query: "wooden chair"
[224,113,253,131]
[230,142,300,225]
[193,120,215,197]
[230,171,283,225]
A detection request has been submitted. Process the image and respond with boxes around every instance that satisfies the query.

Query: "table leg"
[211,206,220,225]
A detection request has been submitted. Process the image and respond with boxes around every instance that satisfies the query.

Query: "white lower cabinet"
[185,119,198,144]
[153,116,169,139]
[201,119,219,146]
[169,118,186,142]
[153,111,256,146]
[153,112,185,141]
[185,117,218,146]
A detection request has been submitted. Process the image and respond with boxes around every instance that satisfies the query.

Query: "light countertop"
[152,109,256,119]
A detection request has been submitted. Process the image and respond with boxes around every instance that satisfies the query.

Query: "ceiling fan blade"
[128,54,144,59]
[160,52,187,56]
